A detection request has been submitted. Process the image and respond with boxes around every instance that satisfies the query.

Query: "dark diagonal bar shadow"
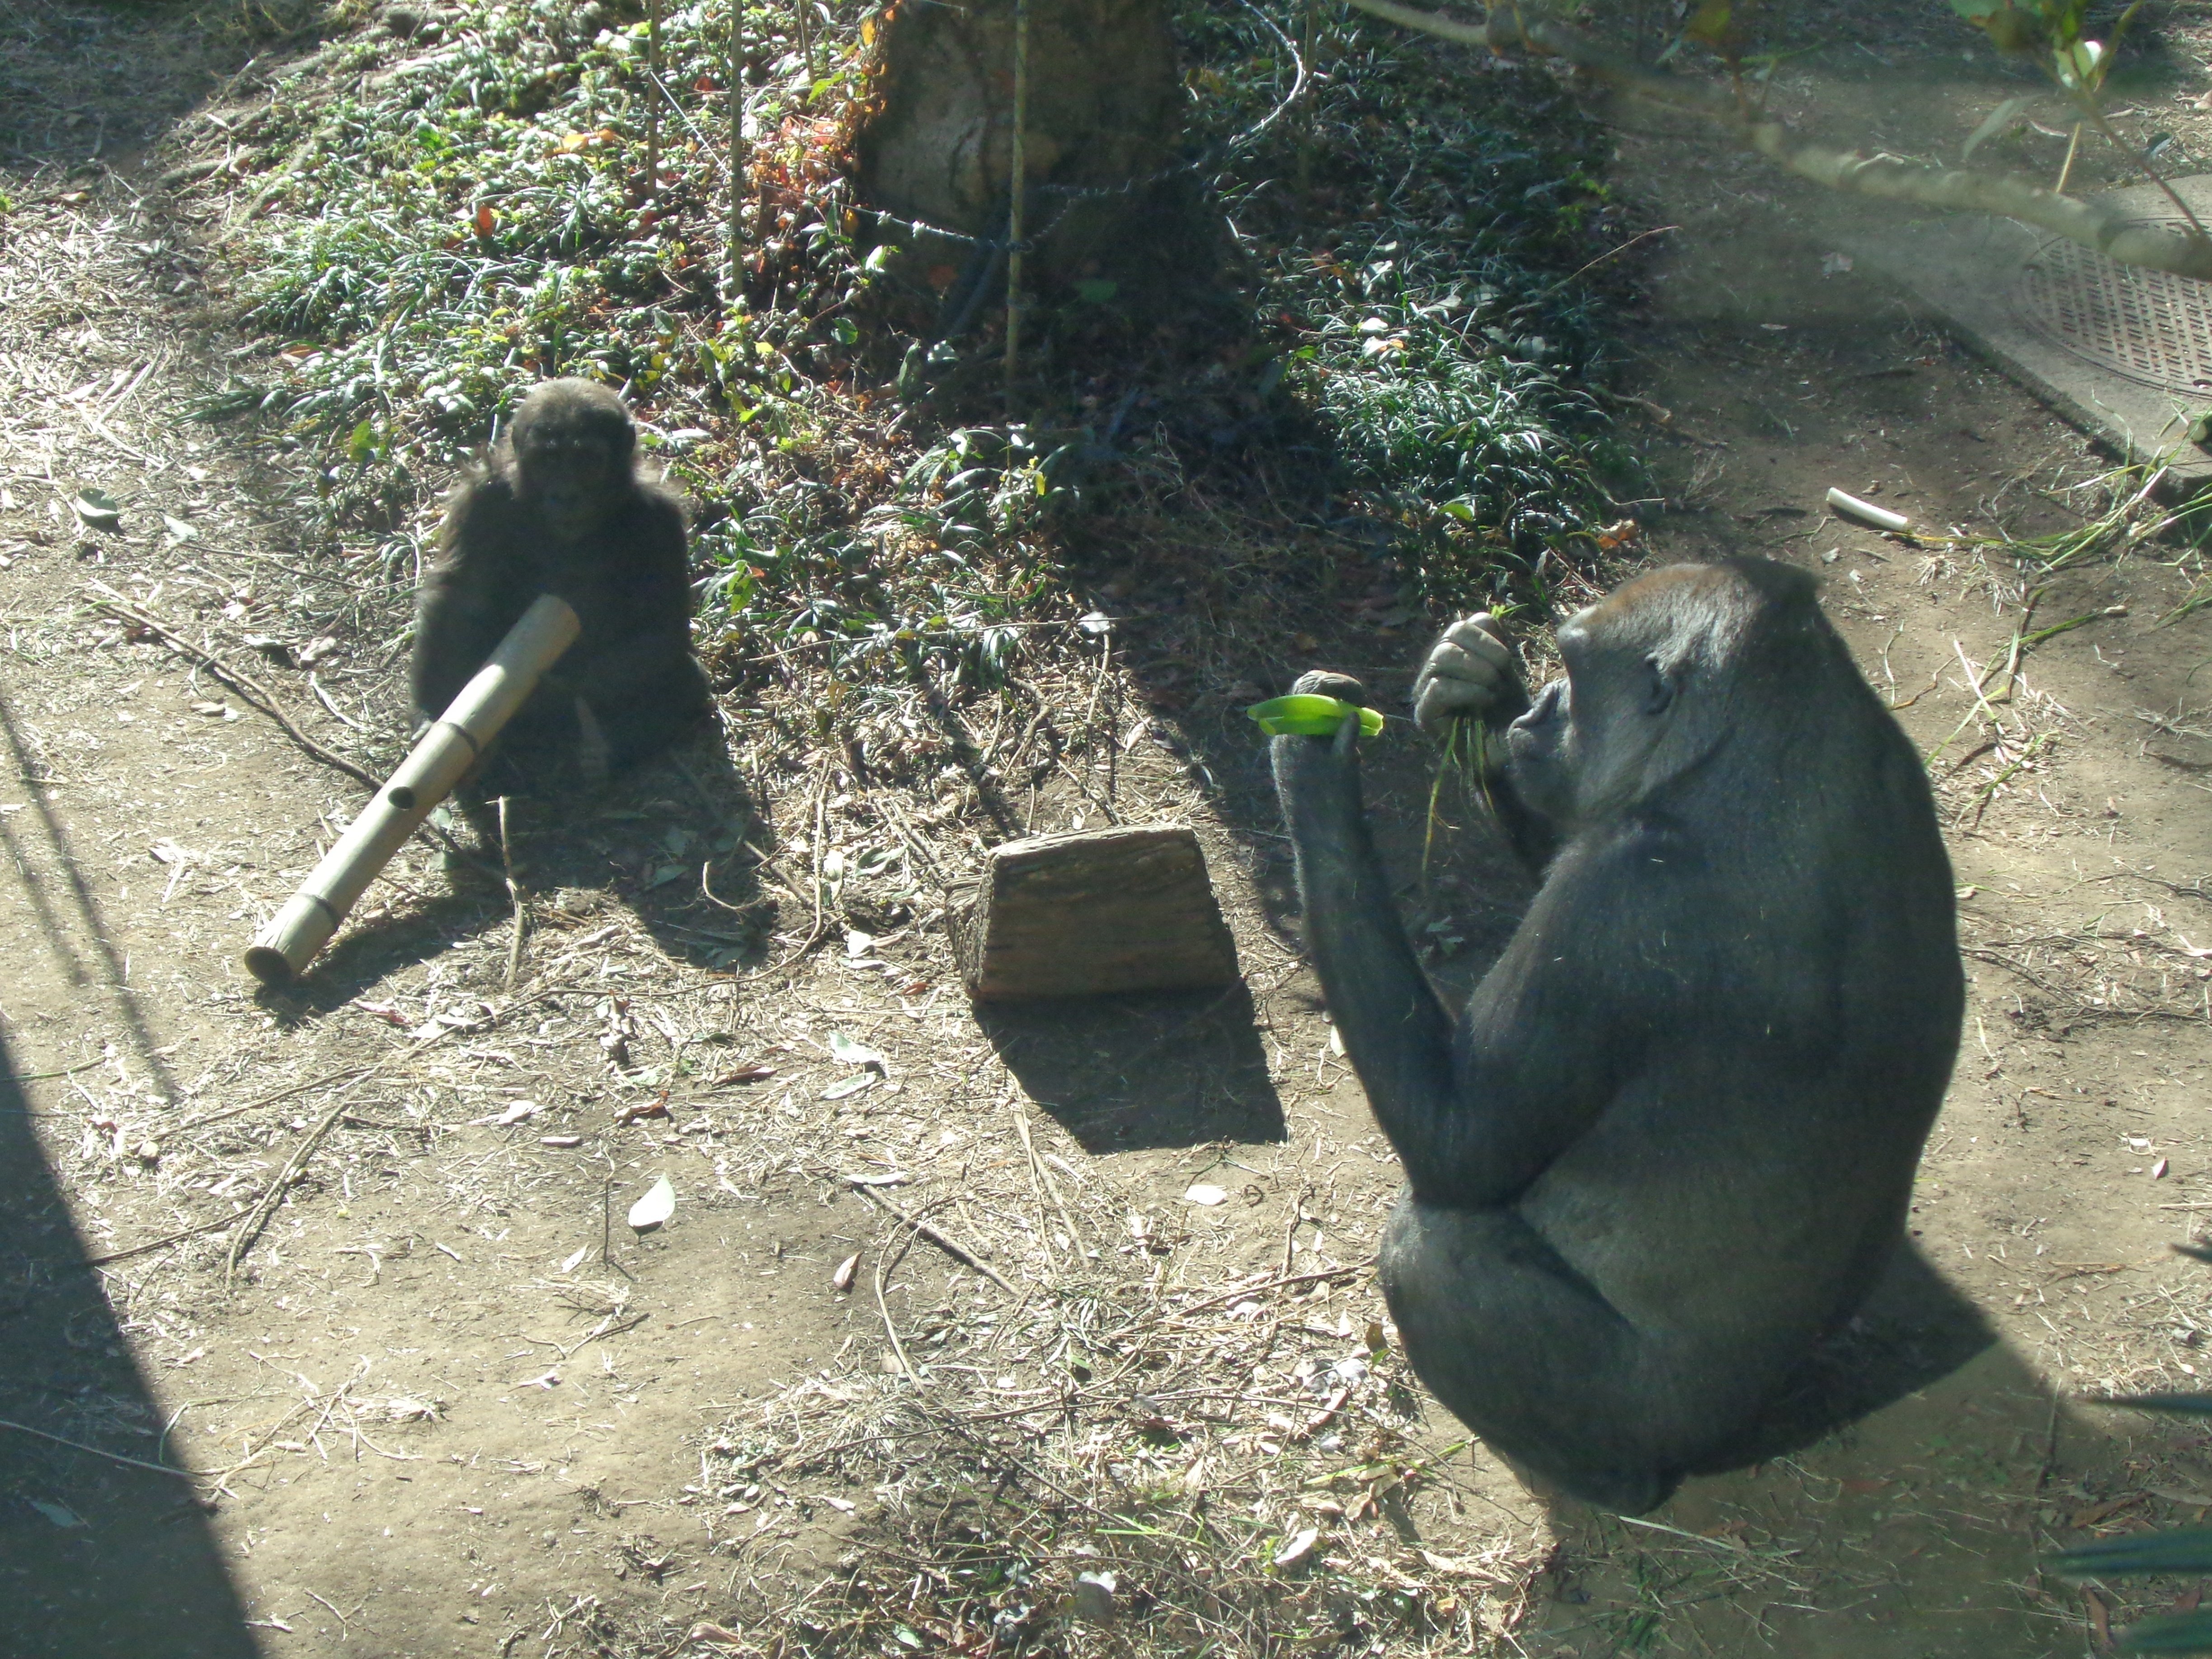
[0,683,181,1105]
[0,1027,259,1658]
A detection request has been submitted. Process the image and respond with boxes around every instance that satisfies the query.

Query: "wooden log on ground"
[946,825,1240,1001]
[242,594,581,986]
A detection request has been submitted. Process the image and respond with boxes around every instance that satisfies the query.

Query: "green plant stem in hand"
[1423,715,1491,881]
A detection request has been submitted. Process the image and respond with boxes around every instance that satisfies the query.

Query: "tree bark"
[851,0,1183,284]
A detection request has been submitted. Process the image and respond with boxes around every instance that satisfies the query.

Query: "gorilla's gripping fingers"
[1412,614,1524,739]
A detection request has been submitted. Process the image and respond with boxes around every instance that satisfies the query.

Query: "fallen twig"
[847,1179,1020,1296]
[92,594,381,790]
[0,1414,198,1479]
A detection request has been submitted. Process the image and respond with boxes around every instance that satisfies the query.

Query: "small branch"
[875,1227,920,1382]
[94,596,380,790]
[1005,0,1030,407]
[498,795,527,988]
[847,1179,1020,1296]
[1167,1258,1376,1321]
[0,1416,199,1480]
[1342,0,2212,280]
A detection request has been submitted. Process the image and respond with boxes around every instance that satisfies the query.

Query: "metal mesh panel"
[2015,227,2212,394]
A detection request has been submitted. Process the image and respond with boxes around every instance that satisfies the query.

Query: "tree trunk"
[851,0,1183,288]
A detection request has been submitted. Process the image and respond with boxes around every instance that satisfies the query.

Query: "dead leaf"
[831,1253,859,1291]
[628,1174,676,1232]
[1184,1183,1228,1207]
[1072,1570,1117,1625]
[71,487,122,532]
[2071,1493,2143,1528]
[2083,1585,2112,1645]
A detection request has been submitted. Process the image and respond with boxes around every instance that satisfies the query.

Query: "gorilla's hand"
[1291,668,1369,725]
[1413,616,1520,739]
[1272,669,1369,825]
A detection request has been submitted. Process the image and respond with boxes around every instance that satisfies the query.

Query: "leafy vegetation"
[196,0,1628,700]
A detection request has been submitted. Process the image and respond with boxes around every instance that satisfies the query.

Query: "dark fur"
[412,377,711,789]
[1271,559,1962,1513]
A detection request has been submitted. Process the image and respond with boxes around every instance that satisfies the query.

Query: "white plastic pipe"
[1825,486,1910,534]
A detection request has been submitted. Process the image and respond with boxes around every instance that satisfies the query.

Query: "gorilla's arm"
[412,475,532,717]
[1271,715,1459,1151]
[1272,710,1629,1210]
[551,490,711,767]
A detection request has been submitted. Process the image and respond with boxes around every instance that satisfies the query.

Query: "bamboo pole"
[1004,0,1030,408]
[242,595,582,986]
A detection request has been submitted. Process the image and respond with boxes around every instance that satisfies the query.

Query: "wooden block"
[946,825,1240,1002]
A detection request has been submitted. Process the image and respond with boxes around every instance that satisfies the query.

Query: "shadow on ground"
[0,1029,259,1659]
[981,980,1287,1152]
[1537,1329,2076,1659]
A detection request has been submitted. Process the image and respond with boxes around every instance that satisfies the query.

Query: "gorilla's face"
[1506,594,1689,828]
[508,379,638,543]
[1504,584,1708,831]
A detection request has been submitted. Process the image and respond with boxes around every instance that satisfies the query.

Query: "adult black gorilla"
[1271,558,1961,1513]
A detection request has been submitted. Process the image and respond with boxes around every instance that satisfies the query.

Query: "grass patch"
[191,0,1633,683]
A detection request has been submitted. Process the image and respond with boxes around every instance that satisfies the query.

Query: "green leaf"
[1683,0,1732,45]
[829,317,859,346]
[1248,694,1385,739]
[71,487,122,532]
[2056,37,2108,89]
[1076,278,1119,304]
[346,418,377,464]
[2098,1392,2212,1415]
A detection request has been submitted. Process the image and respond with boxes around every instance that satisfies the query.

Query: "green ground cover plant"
[196,0,1630,705]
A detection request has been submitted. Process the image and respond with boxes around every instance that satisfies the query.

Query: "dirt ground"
[5,4,2212,1658]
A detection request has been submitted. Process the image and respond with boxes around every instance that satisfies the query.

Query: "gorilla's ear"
[1643,658,1676,715]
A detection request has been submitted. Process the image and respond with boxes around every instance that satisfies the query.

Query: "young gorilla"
[412,377,712,797]
[1272,558,1962,1513]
